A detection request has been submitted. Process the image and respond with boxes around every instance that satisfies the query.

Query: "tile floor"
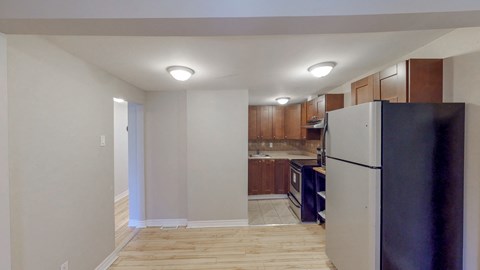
[248,199,300,225]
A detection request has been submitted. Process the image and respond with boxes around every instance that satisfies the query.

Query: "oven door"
[290,166,302,202]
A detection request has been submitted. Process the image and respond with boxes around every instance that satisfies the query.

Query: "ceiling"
[2,1,480,105]
[48,30,450,104]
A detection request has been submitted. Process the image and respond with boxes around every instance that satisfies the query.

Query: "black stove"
[288,159,320,222]
[290,159,319,170]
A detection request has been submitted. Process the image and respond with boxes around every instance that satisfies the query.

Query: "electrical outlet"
[60,261,68,270]
[269,142,273,148]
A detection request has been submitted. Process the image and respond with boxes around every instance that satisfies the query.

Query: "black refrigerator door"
[381,103,465,270]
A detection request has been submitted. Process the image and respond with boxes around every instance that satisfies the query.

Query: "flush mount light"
[167,66,195,81]
[275,97,291,105]
[113,97,126,103]
[308,62,336,78]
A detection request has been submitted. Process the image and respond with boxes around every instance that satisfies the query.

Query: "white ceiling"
[48,30,451,105]
[3,1,479,105]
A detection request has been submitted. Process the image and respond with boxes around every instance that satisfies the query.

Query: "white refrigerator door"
[326,101,381,167]
[326,157,380,270]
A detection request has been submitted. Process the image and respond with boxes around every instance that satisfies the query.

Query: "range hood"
[303,118,325,129]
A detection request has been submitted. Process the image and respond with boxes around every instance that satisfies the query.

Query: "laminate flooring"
[249,199,299,225]
[115,195,136,247]
[109,224,336,270]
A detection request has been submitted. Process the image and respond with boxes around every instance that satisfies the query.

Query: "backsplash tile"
[248,139,320,154]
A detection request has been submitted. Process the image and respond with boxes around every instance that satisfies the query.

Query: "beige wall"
[144,91,187,220]
[114,101,129,198]
[0,33,11,270]
[7,35,145,270]
[186,89,248,222]
[444,52,480,270]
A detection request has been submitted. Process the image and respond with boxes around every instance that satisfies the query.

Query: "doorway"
[113,98,132,247]
[113,99,145,248]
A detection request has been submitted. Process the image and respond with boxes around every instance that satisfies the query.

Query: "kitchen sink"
[249,153,271,158]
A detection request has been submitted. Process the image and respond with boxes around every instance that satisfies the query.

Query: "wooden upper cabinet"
[248,105,273,140]
[306,99,318,122]
[248,106,259,140]
[324,94,345,112]
[352,59,443,106]
[258,106,273,139]
[272,106,285,140]
[379,61,407,103]
[351,74,379,105]
[284,103,302,140]
[316,96,326,119]
[408,59,443,103]
[301,102,307,140]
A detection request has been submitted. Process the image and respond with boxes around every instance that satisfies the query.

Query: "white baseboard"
[187,219,249,228]
[95,228,139,270]
[248,194,288,200]
[146,219,188,227]
[114,190,129,203]
[129,219,146,228]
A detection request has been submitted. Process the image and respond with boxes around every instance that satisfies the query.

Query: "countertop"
[313,167,326,175]
[248,151,315,160]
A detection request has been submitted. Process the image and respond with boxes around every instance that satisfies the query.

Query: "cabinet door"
[248,106,259,140]
[408,59,443,103]
[301,103,307,139]
[248,160,262,195]
[316,95,326,119]
[274,159,290,194]
[351,74,379,105]
[262,160,275,194]
[272,106,285,140]
[258,106,273,139]
[284,104,302,140]
[306,98,318,122]
[325,94,345,112]
[379,62,407,103]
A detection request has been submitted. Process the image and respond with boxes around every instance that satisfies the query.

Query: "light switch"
[100,135,106,147]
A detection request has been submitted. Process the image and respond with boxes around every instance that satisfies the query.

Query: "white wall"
[114,101,129,199]
[143,89,248,225]
[144,91,187,220]
[0,33,11,270]
[444,52,480,270]
[7,35,145,270]
[186,89,248,223]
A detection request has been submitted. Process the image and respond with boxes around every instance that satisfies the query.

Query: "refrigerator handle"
[322,113,328,154]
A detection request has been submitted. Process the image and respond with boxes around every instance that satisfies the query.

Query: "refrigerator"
[325,101,464,270]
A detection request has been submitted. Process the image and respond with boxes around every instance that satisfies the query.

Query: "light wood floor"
[109,224,336,270]
[115,195,135,247]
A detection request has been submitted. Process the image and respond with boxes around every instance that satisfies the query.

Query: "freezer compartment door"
[326,101,381,167]
[326,157,380,270]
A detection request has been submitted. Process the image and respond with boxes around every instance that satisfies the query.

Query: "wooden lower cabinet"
[274,159,290,194]
[248,159,262,195]
[248,159,290,195]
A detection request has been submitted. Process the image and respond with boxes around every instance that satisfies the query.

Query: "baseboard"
[146,219,188,227]
[187,219,249,228]
[129,219,146,228]
[114,190,129,203]
[248,194,288,200]
[95,228,139,270]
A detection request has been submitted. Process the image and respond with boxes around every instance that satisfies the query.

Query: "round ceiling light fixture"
[275,97,291,105]
[167,66,195,81]
[308,62,336,78]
